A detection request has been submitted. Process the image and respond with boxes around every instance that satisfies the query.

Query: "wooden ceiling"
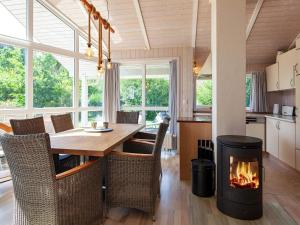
[47,0,300,66]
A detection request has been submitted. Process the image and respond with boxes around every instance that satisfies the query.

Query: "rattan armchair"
[0,133,103,225]
[130,115,171,143]
[116,111,139,124]
[106,123,169,220]
[50,113,81,171]
[10,117,79,173]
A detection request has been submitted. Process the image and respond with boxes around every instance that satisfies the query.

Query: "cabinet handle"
[276,81,279,89]
[278,121,280,130]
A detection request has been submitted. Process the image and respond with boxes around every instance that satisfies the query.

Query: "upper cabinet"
[278,49,297,90]
[266,63,279,92]
[266,48,297,92]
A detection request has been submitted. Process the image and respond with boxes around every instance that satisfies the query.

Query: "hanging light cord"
[106,0,110,21]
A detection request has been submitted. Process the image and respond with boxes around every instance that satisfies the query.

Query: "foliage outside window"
[196,79,212,107]
[120,65,142,107]
[33,52,74,108]
[195,75,253,110]
[246,75,252,109]
[0,44,25,108]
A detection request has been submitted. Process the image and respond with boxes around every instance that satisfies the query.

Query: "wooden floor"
[1,151,300,225]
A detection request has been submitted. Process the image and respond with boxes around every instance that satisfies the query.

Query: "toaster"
[281,105,295,116]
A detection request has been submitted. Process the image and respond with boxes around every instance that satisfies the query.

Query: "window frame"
[0,0,102,126]
[119,61,170,127]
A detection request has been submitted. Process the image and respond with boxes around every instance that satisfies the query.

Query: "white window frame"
[119,60,170,127]
[0,0,103,126]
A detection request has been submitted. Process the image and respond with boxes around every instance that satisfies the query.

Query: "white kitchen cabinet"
[266,63,279,92]
[296,150,300,172]
[295,49,300,149]
[278,49,297,90]
[246,123,265,151]
[266,118,279,157]
[278,121,296,168]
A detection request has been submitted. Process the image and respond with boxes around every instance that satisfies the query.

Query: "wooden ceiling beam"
[246,0,264,40]
[191,0,199,48]
[133,0,150,50]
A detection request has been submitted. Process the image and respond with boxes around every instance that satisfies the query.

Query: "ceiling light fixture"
[193,61,200,77]
[85,4,94,58]
[81,0,115,74]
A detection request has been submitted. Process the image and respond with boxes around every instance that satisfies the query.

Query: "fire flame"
[230,161,259,189]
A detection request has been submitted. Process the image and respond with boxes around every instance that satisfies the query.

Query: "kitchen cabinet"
[266,118,279,157]
[266,63,279,91]
[266,63,279,92]
[266,117,296,168]
[278,121,296,168]
[246,123,265,151]
[278,49,297,90]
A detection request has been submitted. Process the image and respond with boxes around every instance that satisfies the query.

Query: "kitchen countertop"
[265,114,296,123]
[177,116,212,123]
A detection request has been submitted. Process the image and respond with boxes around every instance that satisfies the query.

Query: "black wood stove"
[217,135,263,220]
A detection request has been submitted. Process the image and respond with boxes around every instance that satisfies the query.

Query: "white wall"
[113,47,194,117]
[211,0,246,143]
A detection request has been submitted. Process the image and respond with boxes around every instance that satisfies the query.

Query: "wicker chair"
[10,117,79,173]
[131,116,171,143]
[50,113,80,171]
[106,122,169,220]
[50,113,74,133]
[0,133,103,225]
[116,111,139,124]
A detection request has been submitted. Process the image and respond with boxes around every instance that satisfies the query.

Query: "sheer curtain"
[103,62,120,122]
[169,60,177,136]
[250,71,268,112]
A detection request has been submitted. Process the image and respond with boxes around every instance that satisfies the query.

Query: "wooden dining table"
[50,123,145,157]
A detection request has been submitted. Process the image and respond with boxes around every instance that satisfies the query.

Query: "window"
[120,63,170,132]
[33,1,74,51]
[33,51,74,108]
[0,0,26,39]
[246,75,252,109]
[195,76,252,110]
[79,111,102,127]
[120,65,142,107]
[79,60,104,107]
[196,79,212,107]
[146,64,169,107]
[0,43,25,108]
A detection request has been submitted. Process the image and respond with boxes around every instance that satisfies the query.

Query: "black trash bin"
[191,159,215,197]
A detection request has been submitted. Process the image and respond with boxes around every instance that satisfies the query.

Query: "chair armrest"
[0,123,12,133]
[123,139,155,154]
[55,160,97,180]
[133,131,156,140]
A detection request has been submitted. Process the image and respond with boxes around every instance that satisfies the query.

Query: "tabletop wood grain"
[50,123,145,157]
